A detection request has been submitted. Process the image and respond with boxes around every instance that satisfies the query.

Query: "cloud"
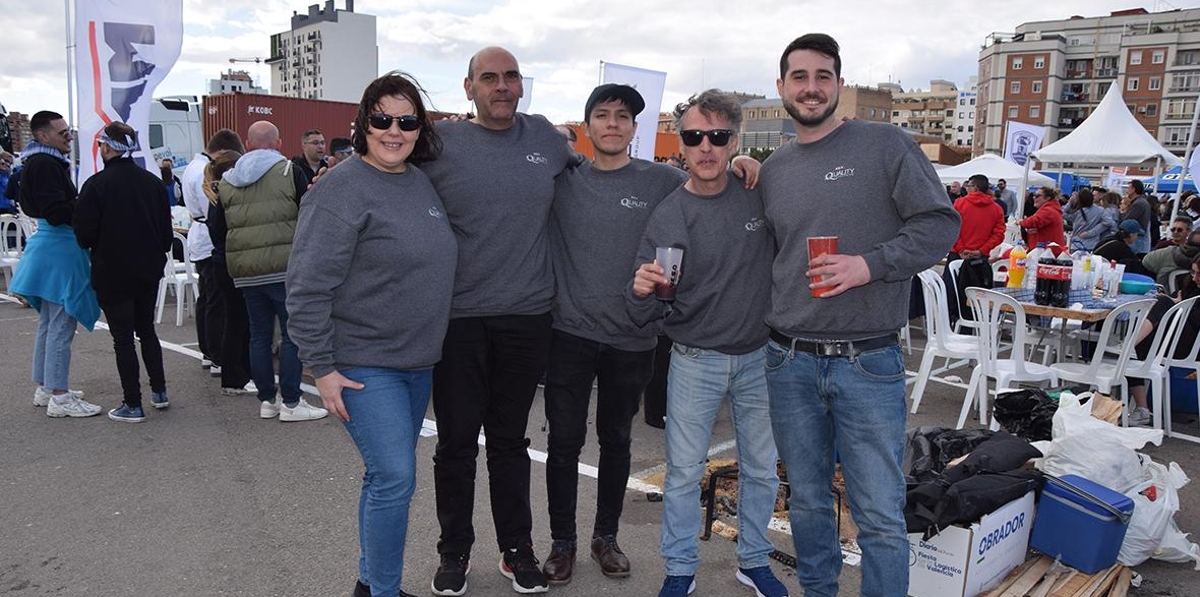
[0,0,1166,126]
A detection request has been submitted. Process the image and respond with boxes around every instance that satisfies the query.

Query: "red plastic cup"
[807,236,839,297]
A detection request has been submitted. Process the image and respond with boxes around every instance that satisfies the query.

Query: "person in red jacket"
[1020,186,1066,249]
[950,174,1006,260]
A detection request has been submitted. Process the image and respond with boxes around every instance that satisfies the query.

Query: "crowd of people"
[51,31,1195,597]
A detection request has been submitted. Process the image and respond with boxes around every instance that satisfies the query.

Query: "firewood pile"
[979,555,1133,597]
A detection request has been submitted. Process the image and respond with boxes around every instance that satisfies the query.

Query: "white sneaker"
[279,397,329,422]
[209,365,223,378]
[46,395,103,418]
[34,387,83,407]
[201,358,213,369]
[1128,407,1153,427]
[260,399,281,419]
[222,382,258,396]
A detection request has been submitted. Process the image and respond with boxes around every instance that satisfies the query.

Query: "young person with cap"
[541,83,687,585]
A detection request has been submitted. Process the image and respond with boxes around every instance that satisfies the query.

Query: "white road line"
[23,305,864,561]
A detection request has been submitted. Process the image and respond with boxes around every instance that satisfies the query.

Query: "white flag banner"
[601,62,667,161]
[1107,166,1128,190]
[75,0,183,183]
[1004,121,1046,167]
[518,77,533,114]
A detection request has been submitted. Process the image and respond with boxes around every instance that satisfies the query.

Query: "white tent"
[1031,84,1182,167]
[936,153,1055,187]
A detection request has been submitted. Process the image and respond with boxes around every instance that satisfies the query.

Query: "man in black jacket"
[74,121,174,423]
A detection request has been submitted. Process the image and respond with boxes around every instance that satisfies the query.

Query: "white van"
[149,96,203,175]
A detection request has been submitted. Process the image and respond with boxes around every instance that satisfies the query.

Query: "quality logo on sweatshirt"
[745,217,765,232]
[620,196,649,210]
[428,207,443,218]
[526,152,549,165]
[824,165,855,182]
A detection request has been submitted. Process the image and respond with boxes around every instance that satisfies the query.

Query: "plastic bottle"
[1052,251,1073,307]
[1025,242,1047,290]
[1006,242,1027,288]
[1034,251,1055,305]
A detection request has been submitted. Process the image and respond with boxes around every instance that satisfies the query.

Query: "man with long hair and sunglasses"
[759,34,958,597]
[628,89,784,597]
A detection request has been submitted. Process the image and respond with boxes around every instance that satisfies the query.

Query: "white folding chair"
[155,232,198,326]
[946,259,982,335]
[1126,296,1200,435]
[960,287,1060,428]
[1165,310,1200,443]
[910,269,979,415]
[1049,299,1156,425]
[0,214,27,287]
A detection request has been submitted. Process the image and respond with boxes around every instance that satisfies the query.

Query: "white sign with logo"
[1004,121,1046,167]
[74,0,184,183]
[601,62,667,161]
[908,491,1035,597]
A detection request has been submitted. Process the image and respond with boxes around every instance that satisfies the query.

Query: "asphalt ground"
[1,291,1197,597]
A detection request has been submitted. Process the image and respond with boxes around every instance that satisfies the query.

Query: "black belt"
[769,329,899,357]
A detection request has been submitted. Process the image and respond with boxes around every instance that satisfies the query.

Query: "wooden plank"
[981,556,1043,597]
[1106,568,1134,597]
[999,557,1055,597]
[1091,565,1122,597]
[1049,569,1094,597]
[1069,564,1119,597]
[1049,571,1077,595]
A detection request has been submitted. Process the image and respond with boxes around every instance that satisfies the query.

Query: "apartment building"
[737,85,892,154]
[267,1,378,102]
[976,7,1200,172]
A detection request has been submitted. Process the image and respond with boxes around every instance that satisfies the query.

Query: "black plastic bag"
[993,388,1057,442]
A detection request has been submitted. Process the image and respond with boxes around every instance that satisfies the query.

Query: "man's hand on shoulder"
[730,155,760,189]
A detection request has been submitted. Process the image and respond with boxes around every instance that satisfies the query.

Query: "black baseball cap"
[584,84,645,122]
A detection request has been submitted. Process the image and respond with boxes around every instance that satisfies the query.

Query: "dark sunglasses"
[680,129,733,147]
[368,114,420,132]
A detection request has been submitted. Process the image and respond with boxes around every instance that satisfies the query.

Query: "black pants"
[643,335,672,427]
[214,258,251,388]
[544,330,654,542]
[99,281,166,408]
[194,257,220,361]
[432,313,552,555]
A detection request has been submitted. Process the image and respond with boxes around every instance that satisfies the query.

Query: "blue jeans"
[661,343,778,576]
[32,299,77,391]
[242,282,301,404]
[341,367,432,596]
[764,341,908,597]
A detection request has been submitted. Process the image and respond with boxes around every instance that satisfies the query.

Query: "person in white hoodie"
[217,120,327,423]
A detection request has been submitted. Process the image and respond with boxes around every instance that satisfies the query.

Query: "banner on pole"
[600,62,667,161]
[74,0,183,183]
[518,76,533,114]
[1004,121,1046,167]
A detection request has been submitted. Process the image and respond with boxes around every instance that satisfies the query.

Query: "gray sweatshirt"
[626,173,772,355]
[760,119,959,340]
[550,159,686,351]
[285,156,457,378]
[419,114,574,318]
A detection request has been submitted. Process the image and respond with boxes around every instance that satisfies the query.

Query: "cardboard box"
[908,491,1035,597]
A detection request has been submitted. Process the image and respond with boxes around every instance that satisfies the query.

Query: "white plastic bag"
[1119,459,1184,566]
[1036,393,1163,493]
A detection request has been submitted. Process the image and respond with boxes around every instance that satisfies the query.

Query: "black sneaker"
[499,545,549,594]
[354,579,419,597]
[431,553,470,596]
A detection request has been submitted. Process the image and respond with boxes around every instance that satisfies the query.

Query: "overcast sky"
[0,0,1183,126]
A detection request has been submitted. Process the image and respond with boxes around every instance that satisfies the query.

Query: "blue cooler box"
[1030,475,1134,573]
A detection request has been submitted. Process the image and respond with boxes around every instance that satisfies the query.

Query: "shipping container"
[202,94,359,159]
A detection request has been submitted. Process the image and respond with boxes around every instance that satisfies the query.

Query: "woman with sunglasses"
[286,71,456,597]
[1020,186,1066,250]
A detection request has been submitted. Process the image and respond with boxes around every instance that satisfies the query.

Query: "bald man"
[420,46,578,596]
[218,120,328,423]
